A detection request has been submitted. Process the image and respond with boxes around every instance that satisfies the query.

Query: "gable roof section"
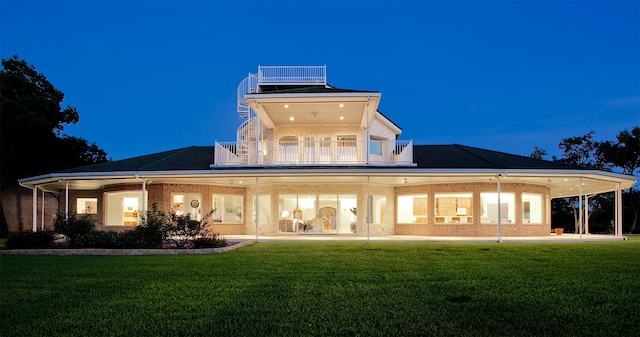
[412,144,582,170]
[57,146,213,173]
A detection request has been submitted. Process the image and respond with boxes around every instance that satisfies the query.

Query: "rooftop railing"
[257,65,326,86]
[214,139,413,166]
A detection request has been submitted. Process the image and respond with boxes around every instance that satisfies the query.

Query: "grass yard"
[2,238,640,337]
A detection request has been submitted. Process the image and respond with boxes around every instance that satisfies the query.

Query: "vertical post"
[65,180,69,219]
[616,183,622,237]
[32,186,38,232]
[254,100,260,165]
[41,188,45,231]
[367,176,371,241]
[584,194,589,235]
[497,174,502,243]
[365,97,370,165]
[579,177,583,240]
[255,177,259,241]
[141,179,147,213]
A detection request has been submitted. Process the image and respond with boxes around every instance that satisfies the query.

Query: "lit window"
[397,195,428,224]
[212,195,243,223]
[77,198,98,214]
[522,193,543,224]
[480,193,515,224]
[104,191,147,226]
[434,193,472,224]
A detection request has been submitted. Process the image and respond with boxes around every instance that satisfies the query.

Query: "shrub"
[168,211,227,249]
[6,231,54,249]
[75,231,120,248]
[191,234,227,248]
[130,204,173,248]
[54,213,96,243]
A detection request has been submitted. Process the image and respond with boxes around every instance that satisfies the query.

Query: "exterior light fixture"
[312,112,318,120]
[284,104,289,108]
[340,116,344,120]
[339,103,344,108]
[290,116,294,121]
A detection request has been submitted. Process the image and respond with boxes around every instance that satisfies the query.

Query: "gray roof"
[55,144,580,174]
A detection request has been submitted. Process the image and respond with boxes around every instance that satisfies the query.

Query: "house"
[16,66,636,239]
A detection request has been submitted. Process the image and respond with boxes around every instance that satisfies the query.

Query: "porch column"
[41,188,45,231]
[65,180,69,218]
[497,174,502,243]
[616,183,622,237]
[579,177,583,240]
[367,176,370,241]
[365,97,370,165]
[141,179,146,213]
[32,185,38,232]
[255,177,259,241]
[584,194,589,234]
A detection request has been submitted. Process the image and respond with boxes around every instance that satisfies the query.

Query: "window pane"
[480,193,515,223]
[77,198,97,214]
[435,193,472,224]
[213,194,243,223]
[522,193,542,224]
[105,191,147,226]
[397,195,428,224]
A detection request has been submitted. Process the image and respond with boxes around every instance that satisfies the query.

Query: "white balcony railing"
[258,65,326,86]
[214,140,413,166]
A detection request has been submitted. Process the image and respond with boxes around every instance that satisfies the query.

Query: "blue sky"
[2,0,639,161]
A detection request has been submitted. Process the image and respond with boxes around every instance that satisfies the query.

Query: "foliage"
[74,231,121,249]
[5,231,53,249]
[53,213,96,243]
[2,241,640,337]
[528,146,547,160]
[0,56,108,237]
[549,128,640,233]
[167,210,227,248]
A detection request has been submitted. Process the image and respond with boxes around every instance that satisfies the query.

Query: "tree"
[529,147,547,160]
[553,131,604,169]
[597,127,640,232]
[0,56,108,236]
[550,129,639,233]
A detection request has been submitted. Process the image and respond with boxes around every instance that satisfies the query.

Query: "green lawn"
[2,238,640,337]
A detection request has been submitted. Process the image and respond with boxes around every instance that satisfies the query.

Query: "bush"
[6,231,54,249]
[54,213,96,243]
[75,231,120,248]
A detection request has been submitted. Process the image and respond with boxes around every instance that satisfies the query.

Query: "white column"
[497,174,502,243]
[367,176,371,241]
[65,180,69,219]
[141,179,146,213]
[365,97,370,165]
[584,194,589,234]
[41,188,45,231]
[255,177,259,241]
[616,183,622,237]
[579,177,583,240]
[32,186,38,232]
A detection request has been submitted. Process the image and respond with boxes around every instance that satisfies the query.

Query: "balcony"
[213,139,414,166]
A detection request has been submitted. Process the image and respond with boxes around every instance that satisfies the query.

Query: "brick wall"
[394,182,551,236]
[1,185,59,232]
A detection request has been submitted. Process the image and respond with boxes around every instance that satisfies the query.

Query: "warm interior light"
[284,104,289,108]
[340,116,344,120]
[339,103,344,108]
[289,116,294,121]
